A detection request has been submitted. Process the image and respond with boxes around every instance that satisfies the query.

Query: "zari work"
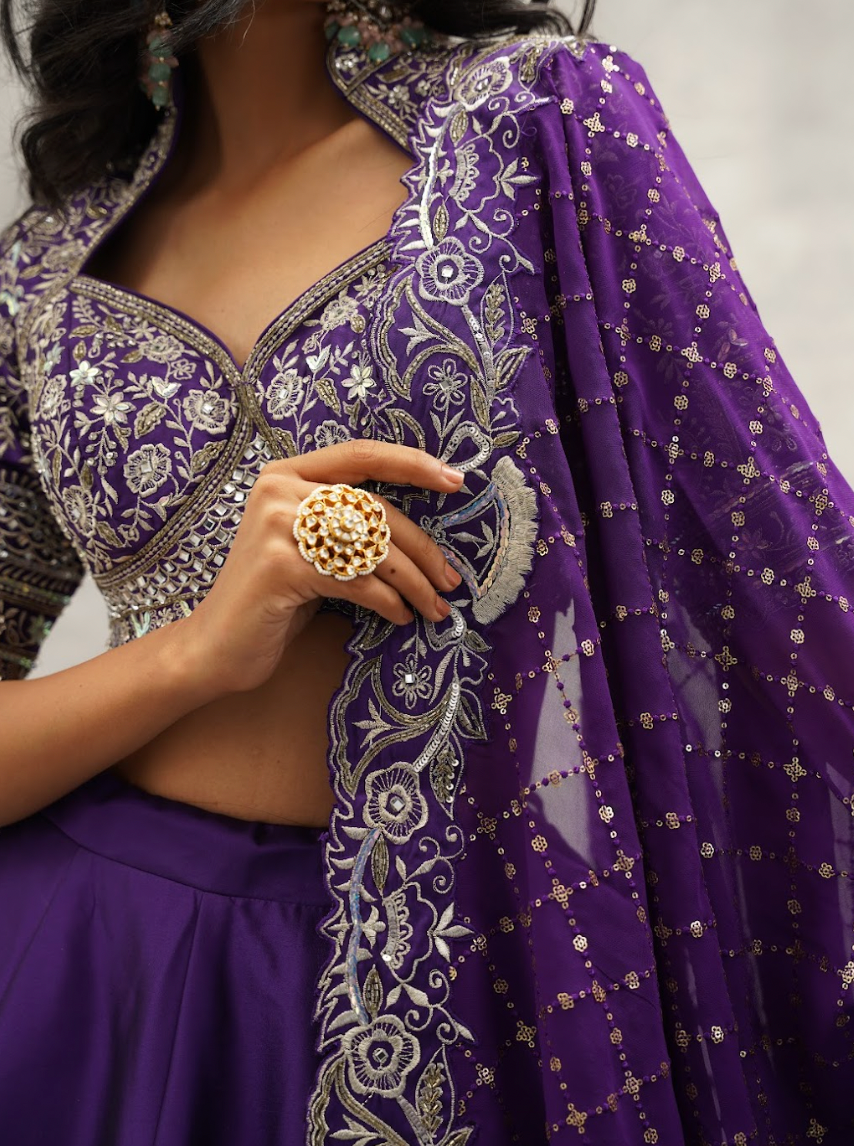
[1,27,853,1146]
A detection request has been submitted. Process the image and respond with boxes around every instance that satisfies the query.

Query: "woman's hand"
[180,440,465,696]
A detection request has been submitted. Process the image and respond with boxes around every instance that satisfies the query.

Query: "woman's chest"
[21,243,397,576]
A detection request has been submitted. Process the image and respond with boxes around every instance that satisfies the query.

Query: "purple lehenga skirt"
[0,769,329,1145]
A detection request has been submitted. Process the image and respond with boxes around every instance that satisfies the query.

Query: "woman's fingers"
[372,544,451,623]
[276,439,465,494]
[330,566,415,627]
[374,497,461,593]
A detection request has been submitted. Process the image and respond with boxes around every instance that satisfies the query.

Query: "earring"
[140,11,179,109]
[324,0,439,62]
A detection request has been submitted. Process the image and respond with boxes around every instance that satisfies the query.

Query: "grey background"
[2,0,852,676]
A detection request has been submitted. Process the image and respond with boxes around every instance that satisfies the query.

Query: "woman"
[1,0,852,1142]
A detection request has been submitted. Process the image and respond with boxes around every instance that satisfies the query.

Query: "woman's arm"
[0,440,465,827]
[0,615,217,827]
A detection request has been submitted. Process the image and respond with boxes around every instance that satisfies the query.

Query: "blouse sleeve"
[530,41,854,797]
[0,225,84,681]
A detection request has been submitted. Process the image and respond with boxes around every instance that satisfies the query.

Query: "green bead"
[336,24,361,47]
[151,85,170,108]
[148,34,169,53]
[400,26,425,48]
[148,61,172,83]
[367,41,391,62]
[325,20,339,41]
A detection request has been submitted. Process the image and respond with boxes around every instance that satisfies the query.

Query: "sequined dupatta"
[308,36,854,1146]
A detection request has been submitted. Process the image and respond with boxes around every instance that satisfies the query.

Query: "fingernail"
[445,565,463,589]
[436,597,451,619]
[441,465,465,484]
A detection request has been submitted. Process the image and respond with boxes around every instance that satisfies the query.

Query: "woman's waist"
[38,767,330,903]
[108,744,335,829]
[109,608,353,828]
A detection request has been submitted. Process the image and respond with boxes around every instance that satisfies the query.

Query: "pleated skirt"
[0,769,330,1145]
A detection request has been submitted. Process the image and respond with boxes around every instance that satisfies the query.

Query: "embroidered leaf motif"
[495,346,532,392]
[433,203,450,243]
[386,408,426,449]
[458,693,487,740]
[492,430,520,450]
[416,1061,445,1135]
[274,428,297,458]
[314,376,341,415]
[404,982,430,1008]
[469,378,489,428]
[327,1008,360,1035]
[371,833,390,895]
[363,966,384,1021]
[133,402,167,438]
[191,440,224,474]
[430,749,457,810]
[450,109,469,144]
[443,1129,474,1146]
[483,281,506,346]
[95,520,122,547]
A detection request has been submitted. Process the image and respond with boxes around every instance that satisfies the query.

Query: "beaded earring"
[140,11,179,109]
[324,0,438,61]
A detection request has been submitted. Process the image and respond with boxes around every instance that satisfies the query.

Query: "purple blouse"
[1,30,853,1145]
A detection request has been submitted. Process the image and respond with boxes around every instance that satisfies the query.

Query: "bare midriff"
[111,611,353,827]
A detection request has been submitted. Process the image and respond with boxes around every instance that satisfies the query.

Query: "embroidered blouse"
[2,30,853,1145]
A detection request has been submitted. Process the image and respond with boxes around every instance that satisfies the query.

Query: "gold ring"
[293,483,392,581]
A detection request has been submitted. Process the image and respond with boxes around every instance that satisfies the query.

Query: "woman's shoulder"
[1,203,84,338]
[0,207,50,360]
[435,33,651,106]
[0,168,130,340]
[406,33,665,160]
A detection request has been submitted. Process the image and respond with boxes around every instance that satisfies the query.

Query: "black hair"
[1,0,595,206]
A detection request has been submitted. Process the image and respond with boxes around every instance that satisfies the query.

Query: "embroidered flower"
[319,292,359,332]
[314,420,351,450]
[364,765,427,844]
[182,388,230,434]
[424,359,468,410]
[347,363,375,402]
[91,391,132,426]
[69,360,101,387]
[392,653,433,709]
[141,333,185,365]
[61,485,95,537]
[417,238,484,306]
[385,83,411,111]
[343,1016,420,1098]
[124,443,172,497]
[169,358,196,381]
[267,367,305,420]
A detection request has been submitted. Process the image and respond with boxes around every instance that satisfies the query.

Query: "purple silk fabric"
[1,30,853,1146]
[0,771,328,1144]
